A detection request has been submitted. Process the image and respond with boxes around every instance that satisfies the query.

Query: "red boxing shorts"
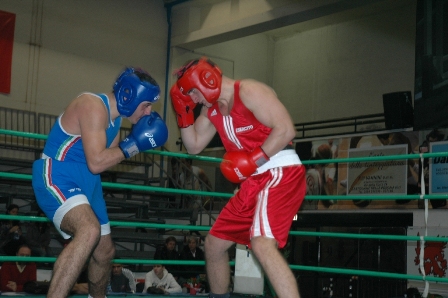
[209,165,305,249]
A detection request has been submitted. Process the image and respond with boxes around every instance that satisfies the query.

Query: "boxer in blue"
[32,68,168,298]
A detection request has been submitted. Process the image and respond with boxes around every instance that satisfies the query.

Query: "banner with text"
[347,144,408,195]
[429,141,448,194]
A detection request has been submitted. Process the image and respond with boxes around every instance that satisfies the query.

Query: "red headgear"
[175,57,222,104]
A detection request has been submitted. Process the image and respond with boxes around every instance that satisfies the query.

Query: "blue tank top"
[42,93,122,163]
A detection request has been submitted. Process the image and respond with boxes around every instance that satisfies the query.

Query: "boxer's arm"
[110,130,121,148]
[180,106,217,155]
[239,79,296,157]
[75,96,126,174]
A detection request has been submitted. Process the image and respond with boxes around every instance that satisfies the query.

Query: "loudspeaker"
[383,91,414,130]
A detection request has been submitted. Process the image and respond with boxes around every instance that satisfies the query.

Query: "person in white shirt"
[144,263,182,294]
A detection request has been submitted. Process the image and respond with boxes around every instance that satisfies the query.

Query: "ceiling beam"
[170,0,390,50]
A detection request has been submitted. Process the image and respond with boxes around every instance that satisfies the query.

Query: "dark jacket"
[154,245,180,273]
[180,246,205,277]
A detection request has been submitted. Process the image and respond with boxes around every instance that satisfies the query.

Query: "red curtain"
[0,10,16,94]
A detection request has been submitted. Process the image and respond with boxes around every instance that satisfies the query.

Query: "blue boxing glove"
[119,111,168,158]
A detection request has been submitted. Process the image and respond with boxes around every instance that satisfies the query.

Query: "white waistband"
[254,149,302,175]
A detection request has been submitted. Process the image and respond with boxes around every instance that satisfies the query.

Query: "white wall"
[0,0,168,126]
[1,0,417,151]
[173,2,416,126]
[273,3,416,124]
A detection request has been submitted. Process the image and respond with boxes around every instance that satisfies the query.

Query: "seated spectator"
[108,261,136,293]
[0,244,36,292]
[154,236,180,274]
[24,209,52,257]
[144,262,182,294]
[0,204,25,256]
[180,236,205,278]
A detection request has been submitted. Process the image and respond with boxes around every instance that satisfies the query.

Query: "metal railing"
[0,108,39,151]
[294,113,386,140]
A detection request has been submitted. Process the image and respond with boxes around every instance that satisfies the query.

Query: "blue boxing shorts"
[32,158,111,239]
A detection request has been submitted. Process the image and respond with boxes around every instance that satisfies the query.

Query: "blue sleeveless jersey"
[43,93,121,163]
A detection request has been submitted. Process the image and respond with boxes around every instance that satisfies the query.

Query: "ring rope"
[2,127,448,294]
[1,214,447,244]
[2,128,448,164]
[2,171,448,201]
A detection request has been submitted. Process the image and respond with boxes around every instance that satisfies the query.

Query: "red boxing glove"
[170,84,197,128]
[220,147,270,183]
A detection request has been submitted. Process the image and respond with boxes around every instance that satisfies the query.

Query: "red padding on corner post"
[0,10,16,94]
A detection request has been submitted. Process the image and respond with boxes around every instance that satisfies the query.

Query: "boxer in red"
[170,57,306,298]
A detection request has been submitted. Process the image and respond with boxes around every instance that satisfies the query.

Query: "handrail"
[294,113,386,140]
[295,113,384,126]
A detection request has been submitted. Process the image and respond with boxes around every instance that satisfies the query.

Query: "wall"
[0,0,168,126]
[169,0,403,50]
[1,0,417,154]
[273,3,416,124]
[171,2,416,127]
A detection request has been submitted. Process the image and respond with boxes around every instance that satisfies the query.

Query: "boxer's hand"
[220,147,269,183]
[170,84,197,128]
[119,112,168,158]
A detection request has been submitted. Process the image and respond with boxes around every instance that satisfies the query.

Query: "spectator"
[0,204,25,256]
[144,263,182,294]
[108,262,136,293]
[24,209,52,257]
[180,236,205,278]
[120,264,136,293]
[0,244,36,292]
[153,236,180,274]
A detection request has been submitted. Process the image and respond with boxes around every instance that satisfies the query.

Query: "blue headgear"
[113,67,160,117]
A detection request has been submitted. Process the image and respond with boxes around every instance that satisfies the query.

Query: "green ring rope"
[2,171,448,201]
[1,214,446,243]
[2,128,448,164]
[2,128,448,286]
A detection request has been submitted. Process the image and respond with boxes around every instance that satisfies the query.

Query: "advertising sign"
[347,144,408,195]
[429,141,448,194]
